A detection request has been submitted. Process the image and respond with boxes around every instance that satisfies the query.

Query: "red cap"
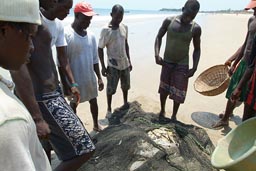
[74,2,97,16]
[245,0,256,10]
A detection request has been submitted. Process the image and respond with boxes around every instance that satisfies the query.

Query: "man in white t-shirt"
[65,2,104,131]
[98,4,132,116]
[0,0,51,170]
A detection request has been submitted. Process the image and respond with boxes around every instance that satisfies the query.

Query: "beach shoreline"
[74,13,250,146]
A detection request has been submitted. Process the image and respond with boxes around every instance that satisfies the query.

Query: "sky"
[74,0,249,11]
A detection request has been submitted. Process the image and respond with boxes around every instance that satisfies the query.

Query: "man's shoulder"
[192,22,202,36]
[87,30,96,39]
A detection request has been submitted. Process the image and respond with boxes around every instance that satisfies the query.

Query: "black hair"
[111,4,124,14]
[184,0,200,13]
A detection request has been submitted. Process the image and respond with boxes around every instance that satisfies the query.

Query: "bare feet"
[159,110,165,118]
[218,113,234,119]
[119,103,130,111]
[171,116,177,121]
[105,110,112,119]
[212,120,229,129]
[93,126,103,132]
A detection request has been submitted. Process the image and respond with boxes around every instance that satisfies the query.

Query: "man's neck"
[72,23,87,37]
[109,22,119,30]
[40,7,56,21]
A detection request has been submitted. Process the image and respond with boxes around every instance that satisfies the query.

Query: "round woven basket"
[194,65,230,96]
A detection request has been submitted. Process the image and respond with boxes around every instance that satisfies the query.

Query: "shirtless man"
[10,0,95,170]
[154,0,201,121]
[212,0,256,129]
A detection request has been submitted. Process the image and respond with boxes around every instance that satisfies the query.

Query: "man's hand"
[98,78,104,91]
[187,68,196,78]
[101,67,108,77]
[34,118,50,139]
[228,65,235,77]
[225,60,232,67]
[231,88,241,103]
[129,64,133,71]
[71,86,80,105]
[155,55,163,66]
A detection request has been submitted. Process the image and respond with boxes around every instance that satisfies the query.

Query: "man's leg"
[119,68,130,110]
[54,151,94,171]
[212,99,236,128]
[89,98,101,131]
[107,94,112,113]
[119,89,129,110]
[160,93,168,118]
[171,101,180,120]
[242,103,256,121]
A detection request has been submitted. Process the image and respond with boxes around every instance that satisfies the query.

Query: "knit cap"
[0,0,41,24]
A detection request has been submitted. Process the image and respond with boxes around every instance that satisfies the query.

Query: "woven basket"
[194,65,230,96]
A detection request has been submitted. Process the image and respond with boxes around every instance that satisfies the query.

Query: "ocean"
[1,9,205,80]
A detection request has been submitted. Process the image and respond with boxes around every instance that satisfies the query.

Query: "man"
[154,0,201,121]
[231,30,256,121]
[65,2,104,131]
[40,0,76,97]
[212,0,256,129]
[0,0,51,170]
[98,4,132,117]
[10,0,95,170]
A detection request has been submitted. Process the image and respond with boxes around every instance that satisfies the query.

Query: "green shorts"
[226,59,248,101]
[107,66,130,95]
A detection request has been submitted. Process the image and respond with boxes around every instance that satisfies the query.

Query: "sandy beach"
[0,13,250,147]
[72,13,250,146]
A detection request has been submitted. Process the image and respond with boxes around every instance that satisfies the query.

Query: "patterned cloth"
[158,61,189,103]
[226,59,248,101]
[36,87,95,161]
[246,67,256,110]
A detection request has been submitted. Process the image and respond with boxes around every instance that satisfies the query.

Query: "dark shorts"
[246,68,256,111]
[158,62,189,104]
[107,66,130,95]
[226,60,248,101]
[36,87,95,161]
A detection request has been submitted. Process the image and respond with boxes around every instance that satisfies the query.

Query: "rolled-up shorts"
[107,66,130,95]
[158,62,189,104]
[36,87,95,161]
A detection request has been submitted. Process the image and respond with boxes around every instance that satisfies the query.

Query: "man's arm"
[187,24,202,78]
[57,46,80,103]
[10,64,50,138]
[154,17,171,65]
[94,63,104,91]
[125,39,132,71]
[230,16,253,69]
[98,47,107,77]
[225,46,243,66]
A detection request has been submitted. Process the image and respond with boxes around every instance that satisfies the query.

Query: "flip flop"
[212,120,229,130]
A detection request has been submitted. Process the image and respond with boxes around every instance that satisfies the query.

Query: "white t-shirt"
[40,13,67,47]
[98,23,130,70]
[65,26,98,102]
[0,77,51,171]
